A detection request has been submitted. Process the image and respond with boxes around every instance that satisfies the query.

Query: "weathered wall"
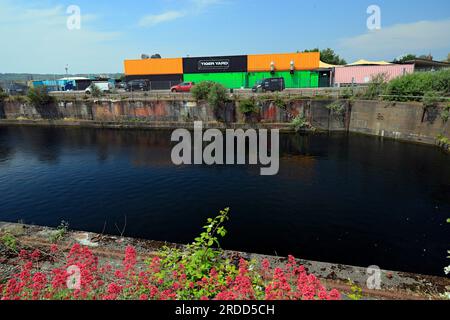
[350,100,450,145]
[0,98,448,146]
[1,100,218,123]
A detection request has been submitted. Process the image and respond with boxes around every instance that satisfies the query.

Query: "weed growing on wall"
[89,84,103,98]
[49,221,70,243]
[441,104,450,122]
[27,87,55,107]
[1,233,17,252]
[238,97,259,115]
[291,114,311,132]
[326,101,346,116]
[422,91,443,108]
[272,94,288,110]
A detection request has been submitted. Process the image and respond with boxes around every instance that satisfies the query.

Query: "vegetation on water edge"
[0,208,340,301]
[437,135,450,149]
[27,87,55,107]
[290,114,311,132]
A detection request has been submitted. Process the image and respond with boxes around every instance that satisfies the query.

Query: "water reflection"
[0,125,449,275]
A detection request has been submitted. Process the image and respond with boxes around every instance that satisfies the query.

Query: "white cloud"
[338,19,450,60]
[139,11,186,27]
[138,0,224,28]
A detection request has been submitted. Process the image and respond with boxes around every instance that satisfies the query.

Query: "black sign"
[183,55,247,74]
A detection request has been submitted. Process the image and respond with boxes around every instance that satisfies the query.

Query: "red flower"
[50,244,58,254]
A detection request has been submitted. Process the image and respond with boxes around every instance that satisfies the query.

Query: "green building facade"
[247,71,319,89]
[183,71,319,89]
[183,72,248,89]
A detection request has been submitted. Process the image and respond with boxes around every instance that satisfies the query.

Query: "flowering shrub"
[0,209,340,301]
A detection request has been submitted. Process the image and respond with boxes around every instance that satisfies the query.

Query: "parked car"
[170,82,195,93]
[125,79,150,92]
[85,82,112,94]
[252,78,285,93]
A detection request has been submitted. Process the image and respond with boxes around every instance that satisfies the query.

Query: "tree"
[303,48,347,65]
[151,54,162,59]
[393,54,417,63]
[446,53,450,63]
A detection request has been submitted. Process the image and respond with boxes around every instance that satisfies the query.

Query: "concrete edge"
[1,222,449,300]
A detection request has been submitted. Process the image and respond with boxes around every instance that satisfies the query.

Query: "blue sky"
[0,0,449,73]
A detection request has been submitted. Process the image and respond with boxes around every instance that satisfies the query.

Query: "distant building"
[399,58,450,72]
[31,77,92,91]
[4,82,29,96]
[333,60,415,87]
[123,52,322,89]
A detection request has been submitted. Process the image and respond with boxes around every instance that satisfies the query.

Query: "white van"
[85,81,112,94]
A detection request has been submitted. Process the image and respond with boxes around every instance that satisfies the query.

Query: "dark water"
[0,126,449,276]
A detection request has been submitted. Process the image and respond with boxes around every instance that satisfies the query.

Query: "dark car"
[125,79,150,92]
[252,78,285,93]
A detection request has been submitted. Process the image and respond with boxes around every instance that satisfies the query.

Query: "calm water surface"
[0,126,449,276]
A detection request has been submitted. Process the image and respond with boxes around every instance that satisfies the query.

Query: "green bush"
[27,86,54,106]
[437,134,450,147]
[238,97,259,115]
[191,81,229,109]
[191,81,215,101]
[89,84,103,98]
[1,233,17,251]
[364,73,388,100]
[207,83,228,107]
[385,69,450,101]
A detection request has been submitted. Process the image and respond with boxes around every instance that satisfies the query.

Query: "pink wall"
[334,64,415,85]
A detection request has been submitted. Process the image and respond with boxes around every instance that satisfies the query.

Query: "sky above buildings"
[0,0,449,74]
